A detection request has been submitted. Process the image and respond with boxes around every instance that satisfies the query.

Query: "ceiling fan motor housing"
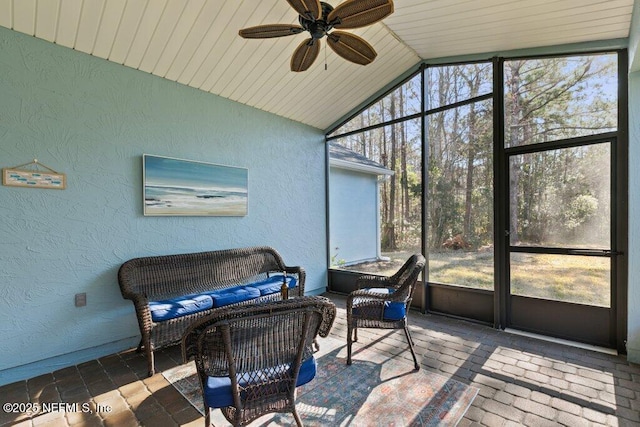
[299,2,335,40]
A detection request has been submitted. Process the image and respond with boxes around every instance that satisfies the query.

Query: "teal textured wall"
[0,27,326,384]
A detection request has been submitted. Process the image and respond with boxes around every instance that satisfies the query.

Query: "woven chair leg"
[403,325,420,371]
[347,324,353,365]
[146,347,155,377]
[204,407,211,427]
[136,339,143,353]
[292,407,303,427]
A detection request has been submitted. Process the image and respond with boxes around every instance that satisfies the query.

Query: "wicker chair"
[346,254,426,370]
[182,296,336,427]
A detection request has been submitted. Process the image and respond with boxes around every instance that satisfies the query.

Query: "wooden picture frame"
[2,161,66,190]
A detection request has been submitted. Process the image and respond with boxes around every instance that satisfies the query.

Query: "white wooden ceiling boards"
[0,0,634,130]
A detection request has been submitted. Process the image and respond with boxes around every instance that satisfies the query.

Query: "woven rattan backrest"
[199,307,318,378]
[118,246,286,299]
[389,253,426,300]
[182,296,336,368]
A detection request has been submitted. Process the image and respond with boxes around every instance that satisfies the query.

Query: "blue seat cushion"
[204,356,316,408]
[250,274,298,296]
[355,287,406,321]
[149,294,213,322]
[206,286,262,308]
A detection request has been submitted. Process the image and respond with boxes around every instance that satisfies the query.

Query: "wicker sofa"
[118,246,305,376]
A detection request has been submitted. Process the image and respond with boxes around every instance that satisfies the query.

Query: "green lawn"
[341,250,610,307]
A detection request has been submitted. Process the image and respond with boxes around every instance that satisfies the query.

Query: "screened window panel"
[504,53,617,148]
[329,119,422,276]
[427,99,494,289]
[509,143,611,249]
[510,253,610,307]
[329,74,421,137]
[425,62,493,111]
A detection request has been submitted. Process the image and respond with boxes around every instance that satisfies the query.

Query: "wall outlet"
[75,293,86,307]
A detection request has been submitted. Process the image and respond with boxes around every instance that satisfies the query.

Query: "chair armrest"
[181,326,198,363]
[348,288,391,299]
[130,296,152,329]
[347,288,409,315]
[346,289,398,322]
[284,265,306,294]
[347,288,396,306]
[314,297,336,338]
[129,293,149,306]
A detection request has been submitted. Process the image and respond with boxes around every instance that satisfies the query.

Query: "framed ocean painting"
[143,154,248,216]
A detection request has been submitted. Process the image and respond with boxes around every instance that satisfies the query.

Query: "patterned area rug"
[163,337,478,426]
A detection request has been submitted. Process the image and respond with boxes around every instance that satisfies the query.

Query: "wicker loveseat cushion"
[353,288,406,321]
[148,275,300,322]
[203,356,317,408]
[206,286,262,308]
[250,274,297,296]
[149,294,214,322]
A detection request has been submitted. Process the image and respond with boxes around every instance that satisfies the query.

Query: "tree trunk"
[507,61,523,243]
[383,95,398,250]
[400,86,410,237]
[464,102,476,238]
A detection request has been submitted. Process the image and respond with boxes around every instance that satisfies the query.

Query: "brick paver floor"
[1,293,638,426]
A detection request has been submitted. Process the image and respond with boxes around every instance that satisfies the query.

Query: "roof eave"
[330,158,394,176]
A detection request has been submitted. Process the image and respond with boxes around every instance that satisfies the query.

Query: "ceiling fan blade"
[291,38,321,72]
[286,0,322,20]
[328,0,394,29]
[239,24,305,39]
[327,31,377,65]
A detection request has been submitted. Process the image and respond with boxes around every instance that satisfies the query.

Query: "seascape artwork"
[143,155,248,216]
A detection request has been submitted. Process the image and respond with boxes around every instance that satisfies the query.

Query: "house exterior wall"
[0,27,326,385]
[329,167,381,265]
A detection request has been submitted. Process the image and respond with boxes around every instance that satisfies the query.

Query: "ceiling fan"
[238,0,394,72]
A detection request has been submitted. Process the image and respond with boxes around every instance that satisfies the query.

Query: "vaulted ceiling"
[0,0,635,131]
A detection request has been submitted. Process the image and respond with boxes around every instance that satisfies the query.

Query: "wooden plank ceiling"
[0,0,634,131]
